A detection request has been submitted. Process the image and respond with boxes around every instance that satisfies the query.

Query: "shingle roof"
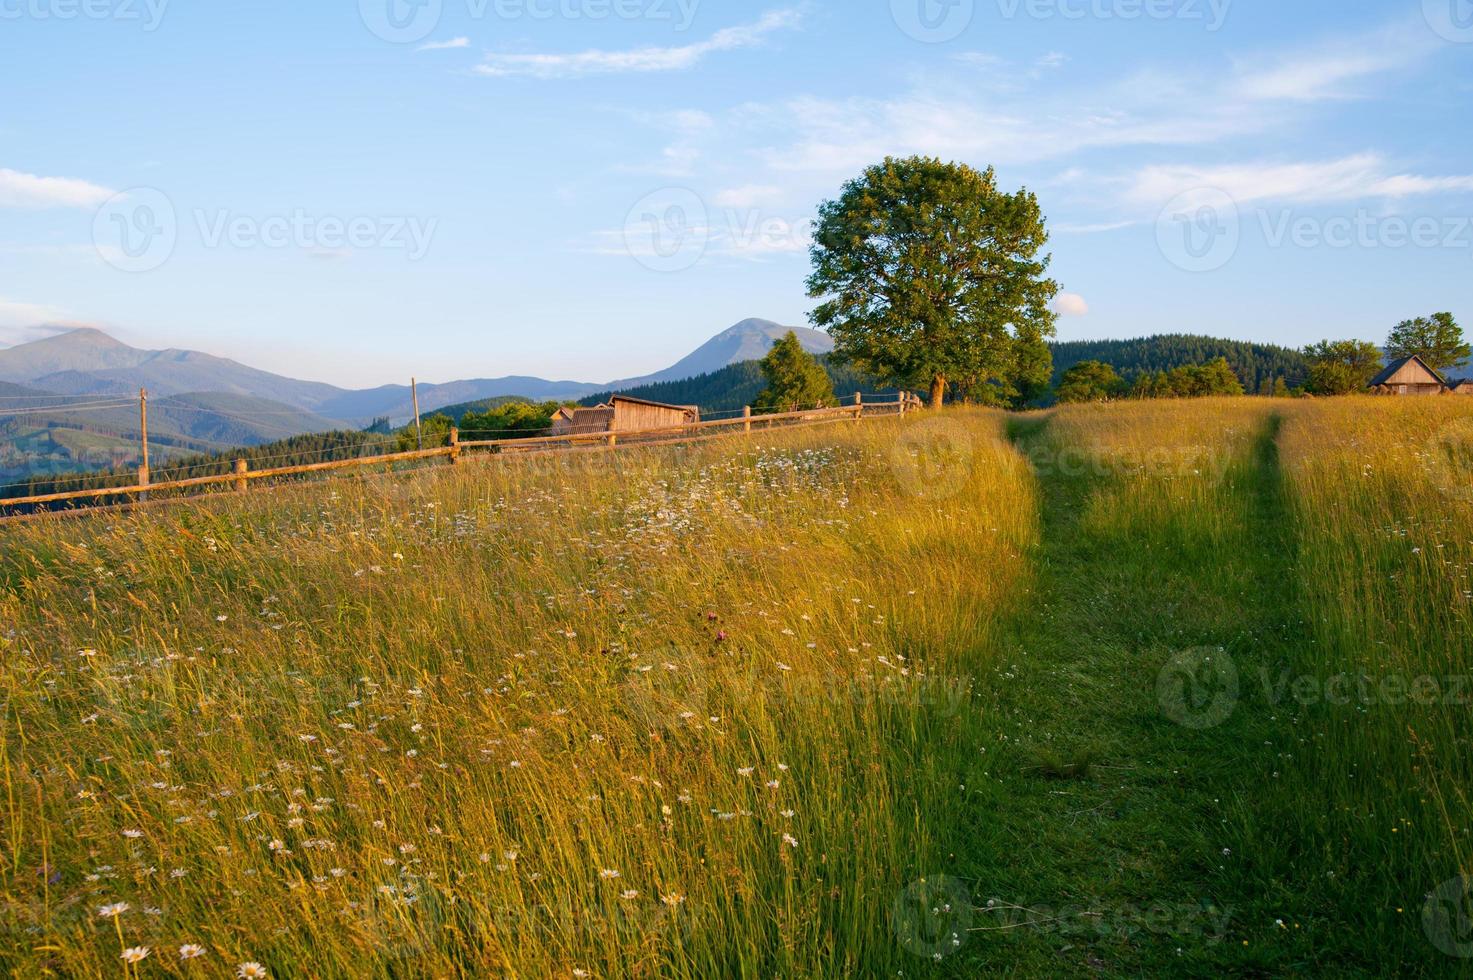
[1368,355,1447,388]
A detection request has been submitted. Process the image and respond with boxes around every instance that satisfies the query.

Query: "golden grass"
[0,411,1037,977]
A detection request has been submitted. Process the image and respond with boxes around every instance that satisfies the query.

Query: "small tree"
[807,156,1058,409]
[1304,340,1384,395]
[753,332,836,413]
[1387,312,1470,371]
[1055,361,1124,403]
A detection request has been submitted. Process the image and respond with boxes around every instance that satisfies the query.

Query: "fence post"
[138,463,150,503]
[607,431,617,449]
[233,459,248,492]
[449,427,461,465]
[897,392,907,417]
[853,391,863,419]
[744,406,752,434]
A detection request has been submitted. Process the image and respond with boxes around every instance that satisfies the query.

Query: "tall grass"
[1273,396,1473,963]
[0,411,1037,977]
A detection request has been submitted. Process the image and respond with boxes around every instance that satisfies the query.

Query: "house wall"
[611,402,695,432]
[1384,383,1445,396]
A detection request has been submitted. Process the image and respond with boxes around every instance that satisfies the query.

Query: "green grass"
[2,399,1472,977]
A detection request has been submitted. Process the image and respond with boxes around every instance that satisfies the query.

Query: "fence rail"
[0,394,918,518]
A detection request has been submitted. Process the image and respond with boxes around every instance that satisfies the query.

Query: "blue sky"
[2,0,1472,387]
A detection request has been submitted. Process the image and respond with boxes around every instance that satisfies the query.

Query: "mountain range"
[0,318,832,481]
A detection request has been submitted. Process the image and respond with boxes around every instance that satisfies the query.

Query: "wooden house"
[1449,379,1473,396]
[1368,356,1449,396]
[549,396,700,436]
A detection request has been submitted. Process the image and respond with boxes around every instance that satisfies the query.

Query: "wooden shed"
[549,396,700,436]
[1369,355,1448,396]
[1449,379,1473,396]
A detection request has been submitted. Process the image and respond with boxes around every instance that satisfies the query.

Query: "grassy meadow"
[2,398,1473,976]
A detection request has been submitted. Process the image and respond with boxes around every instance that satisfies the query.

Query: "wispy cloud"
[1053,293,1090,317]
[417,37,470,52]
[0,168,114,209]
[473,9,801,79]
[0,300,70,344]
[1126,154,1473,209]
[1231,24,1433,102]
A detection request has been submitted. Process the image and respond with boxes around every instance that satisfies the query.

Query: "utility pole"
[139,388,151,500]
[411,377,423,451]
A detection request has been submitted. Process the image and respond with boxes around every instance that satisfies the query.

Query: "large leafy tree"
[1055,360,1124,403]
[1304,339,1384,395]
[753,332,837,413]
[806,157,1058,409]
[1386,312,1470,371]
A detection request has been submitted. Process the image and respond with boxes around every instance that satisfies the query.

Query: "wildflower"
[661,893,686,907]
[782,833,799,849]
[98,902,130,918]
[599,868,621,880]
[122,947,151,964]
[620,889,639,900]
[122,829,144,839]
[766,780,780,789]
[179,944,206,960]
[237,963,269,979]
[737,767,754,778]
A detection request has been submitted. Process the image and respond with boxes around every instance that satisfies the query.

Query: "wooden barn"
[1369,355,1449,396]
[550,396,700,436]
[1449,379,1473,396]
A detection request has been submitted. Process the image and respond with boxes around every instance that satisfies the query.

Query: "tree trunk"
[929,375,947,409]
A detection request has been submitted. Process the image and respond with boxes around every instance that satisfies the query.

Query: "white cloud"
[417,37,470,52]
[712,184,785,209]
[0,168,114,209]
[474,9,801,79]
[1231,25,1433,102]
[0,300,71,346]
[1053,293,1089,317]
[1125,154,1473,209]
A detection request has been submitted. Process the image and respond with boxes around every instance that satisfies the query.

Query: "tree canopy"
[1055,361,1125,403]
[806,156,1058,409]
[1386,312,1470,371]
[753,332,837,413]
[1303,340,1384,395]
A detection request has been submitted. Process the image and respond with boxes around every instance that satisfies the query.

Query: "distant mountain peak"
[606,318,833,389]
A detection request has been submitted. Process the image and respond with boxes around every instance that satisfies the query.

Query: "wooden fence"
[0,393,920,518]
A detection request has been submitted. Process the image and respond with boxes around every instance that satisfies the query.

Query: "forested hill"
[1051,335,1310,392]
[579,356,895,414]
[586,335,1312,411]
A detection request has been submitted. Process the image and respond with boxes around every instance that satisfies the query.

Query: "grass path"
[923,410,1317,976]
